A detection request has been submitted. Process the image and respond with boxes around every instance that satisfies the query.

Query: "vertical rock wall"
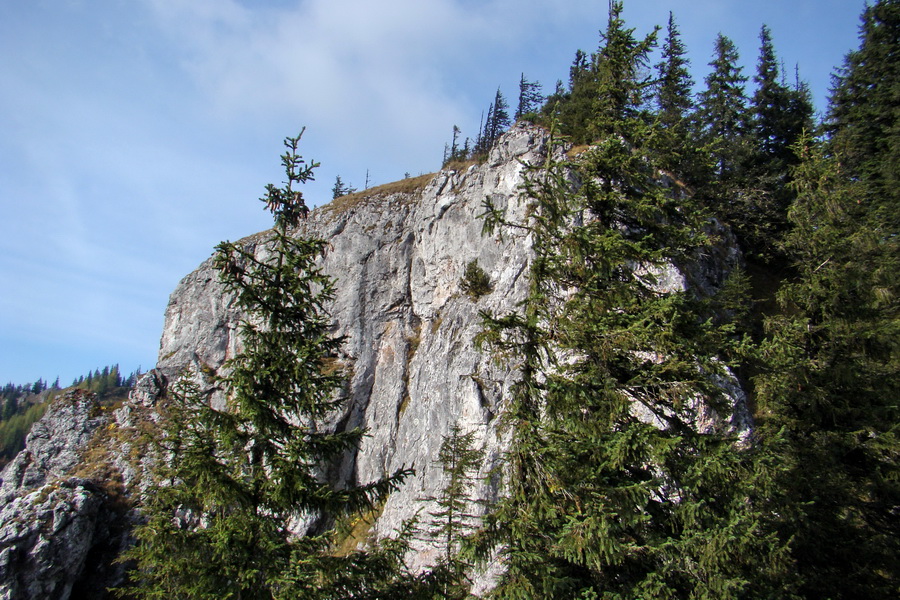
[155,124,550,567]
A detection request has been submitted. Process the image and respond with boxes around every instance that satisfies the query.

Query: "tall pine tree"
[122,131,414,599]
[754,5,900,593]
[653,12,700,181]
[515,74,543,121]
[827,0,900,219]
[472,7,791,597]
[755,132,899,598]
[694,33,752,209]
[655,12,694,130]
[587,2,657,142]
[744,25,814,258]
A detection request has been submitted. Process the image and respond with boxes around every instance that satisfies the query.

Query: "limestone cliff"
[155,124,550,571]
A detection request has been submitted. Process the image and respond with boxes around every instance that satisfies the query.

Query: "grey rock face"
[156,125,551,570]
[0,390,130,600]
[0,390,106,501]
[0,479,102,600]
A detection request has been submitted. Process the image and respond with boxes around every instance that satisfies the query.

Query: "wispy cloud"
[0,0,869,384]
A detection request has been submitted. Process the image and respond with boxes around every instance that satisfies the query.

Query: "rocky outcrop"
[0,390,131,600]
[0,390,105,500]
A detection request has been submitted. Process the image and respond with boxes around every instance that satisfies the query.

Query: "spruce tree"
[488,88,511,147]
[751,25,814,171]
[515,74,543,121]
[450,124,462,163]
[476,103,494,155]
[696,34,750,174]
[550,2,658,145]
[655,12,694,130]
[745,25,814,258]
[653,12,700,181]
[694,34,753,228]
[419,424,486,598]
[827,0,900,218]
[122,130,413,599]
[555,48,596,143]
[473,11,790,596]
[331,174,356,199]
[755,133,900,598]
[755,8,900,589]
[424,425,484,560]
[587,1,657,141]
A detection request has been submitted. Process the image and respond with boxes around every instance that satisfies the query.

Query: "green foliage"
[651,12,709,188]
[331,174,357,199]
[515,73,543,121]
[418,424,486,598]
[423,425,485,556]
[475,88,511,155]
[695,34,750,170]
[551,2,658,145]
[827,0,900,223]
[742,25,815,258]
[655,13,694,131]
[753,131,900,597]
[71,364,140,396]
[122,130,416,599]
[693,33,754,232]
[475,83,790,597]
[460,260,493,300]
[0,401,48,467]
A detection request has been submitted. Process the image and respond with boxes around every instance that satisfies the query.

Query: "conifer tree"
[332,174,356,199]
[755,133,900,598]
[488,88,511,147]
[694,33,752,205]
[744,25,814,257]
[515,74,543,121]
[476,103,493,155]
[691,33,755,247]
[450,125,462,162]
[555,48,597,142]
[418,424,485,598]
[827,0,900,215]
[655,12,694,130]
[423,425,484,562]
[754,7,900,590]
[752,25,784,158]
[653,12,700,180]
[550,2,659,145]
[751,26,814,169]
[587,2,658,141]
[473,11,790,595]
[122,130,413,599]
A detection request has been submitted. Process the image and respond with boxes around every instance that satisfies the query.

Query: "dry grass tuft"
[324,173,435,214]
[566,144,591,159]
[442,158,480,172]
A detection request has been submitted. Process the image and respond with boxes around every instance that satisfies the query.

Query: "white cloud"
[0,0,869,383]
[136,0,601,169]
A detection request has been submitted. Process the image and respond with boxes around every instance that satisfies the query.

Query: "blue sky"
[0,0,867,386]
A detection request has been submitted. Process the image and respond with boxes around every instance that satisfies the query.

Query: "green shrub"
[460,260,492,300]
